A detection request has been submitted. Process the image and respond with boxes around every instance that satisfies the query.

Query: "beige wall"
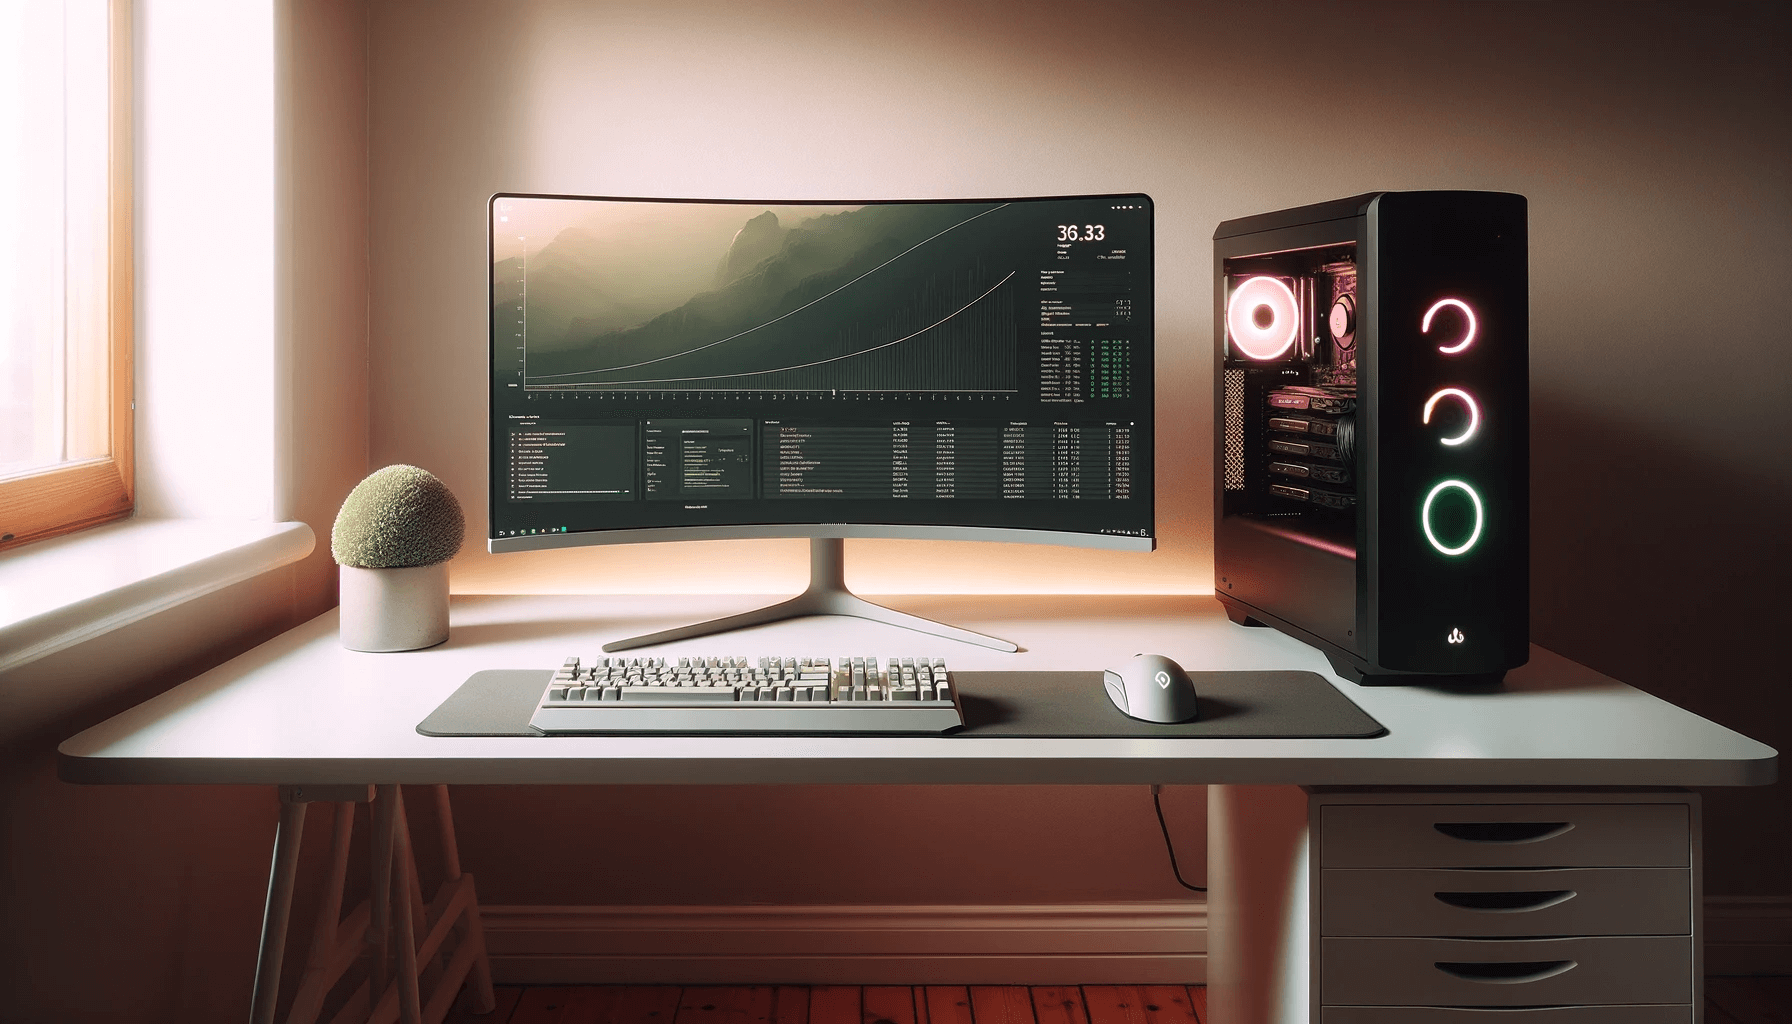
[369,0,1789,902]
[5,3,1787,1020]
[279,0,371,603]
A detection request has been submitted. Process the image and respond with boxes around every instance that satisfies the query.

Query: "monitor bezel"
[486,191,1156,555]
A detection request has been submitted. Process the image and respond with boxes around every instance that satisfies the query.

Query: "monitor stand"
[601,538,1020,653]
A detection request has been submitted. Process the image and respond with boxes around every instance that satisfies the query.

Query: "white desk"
[58,594,1778,1024]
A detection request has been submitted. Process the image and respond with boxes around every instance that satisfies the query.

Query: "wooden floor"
[443,978,1792,1024]
[1708,975,1792,1024]
[446,986,1207,1024]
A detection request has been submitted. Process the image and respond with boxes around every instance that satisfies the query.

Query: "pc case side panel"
[1363,192,1529,674]
[1216,516,1357,649]
[1214,218,1365,658]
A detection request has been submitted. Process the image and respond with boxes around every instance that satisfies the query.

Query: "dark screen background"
[489,193,1154,543]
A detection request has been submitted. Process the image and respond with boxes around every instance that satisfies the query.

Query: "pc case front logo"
[1447,627,1465,644]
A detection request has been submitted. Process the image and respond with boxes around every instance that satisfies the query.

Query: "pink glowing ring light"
[1227,276,1300,361]
[1422,298,1477,354]
[1423,387,1480,446]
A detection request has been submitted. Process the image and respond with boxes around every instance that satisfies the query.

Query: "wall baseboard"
[482,902,1208,985]
[483,895,1791,984]
[1706,896,1792,976]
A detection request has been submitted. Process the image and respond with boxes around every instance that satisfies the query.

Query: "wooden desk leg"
[394,815,424,1024]
[241,784,491,1024]
[285,795,377,1024]
[250,793,309,1024]
[371,784,400,1001]
[250,784,376,1024]
[1207,784,1311,1024]
[394,797,437,989]
[433,785,496,1014]
[363,784,496,1024]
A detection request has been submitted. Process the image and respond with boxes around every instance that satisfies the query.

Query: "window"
[0,0,131,551]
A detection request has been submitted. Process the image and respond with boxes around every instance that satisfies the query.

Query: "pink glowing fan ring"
[1422,298,1477,354]
[1423,387,1480,446]
[1227,276,1300,361]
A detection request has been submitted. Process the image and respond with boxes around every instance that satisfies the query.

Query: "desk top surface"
[58,594,1777,787]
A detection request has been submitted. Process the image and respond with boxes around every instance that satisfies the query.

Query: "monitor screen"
[488,193,1154,552]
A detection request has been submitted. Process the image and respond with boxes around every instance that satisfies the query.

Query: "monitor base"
[601,538,1020,653]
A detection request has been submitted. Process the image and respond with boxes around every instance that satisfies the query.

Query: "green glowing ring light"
[1422,479,1484,556]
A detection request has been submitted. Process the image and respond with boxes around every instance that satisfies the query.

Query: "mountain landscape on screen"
[507,203,1012,385]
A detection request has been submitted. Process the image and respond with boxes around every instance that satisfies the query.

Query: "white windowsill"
[0,518,315,676]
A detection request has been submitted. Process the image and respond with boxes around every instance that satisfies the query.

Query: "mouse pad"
[953,670,1384,738]
[417,669,1385,739]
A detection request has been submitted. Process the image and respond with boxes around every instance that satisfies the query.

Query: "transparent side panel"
[1220,242,1358,556]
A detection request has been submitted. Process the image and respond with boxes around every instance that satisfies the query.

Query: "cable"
[1151,785,1206,892]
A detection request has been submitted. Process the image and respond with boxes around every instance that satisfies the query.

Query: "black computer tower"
[1213,191,1528,683]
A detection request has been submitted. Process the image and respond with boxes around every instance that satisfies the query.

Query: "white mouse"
[1103,653,1201,724]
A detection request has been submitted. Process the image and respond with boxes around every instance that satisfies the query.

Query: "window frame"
[0,0,133,552]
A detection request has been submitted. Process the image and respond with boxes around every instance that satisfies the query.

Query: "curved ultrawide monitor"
[488,193,1155,553]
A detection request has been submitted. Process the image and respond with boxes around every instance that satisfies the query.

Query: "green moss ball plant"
[332,465,464,652]
[332,465,465,569]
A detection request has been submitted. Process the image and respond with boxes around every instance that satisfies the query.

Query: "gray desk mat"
[417,669,1386,739]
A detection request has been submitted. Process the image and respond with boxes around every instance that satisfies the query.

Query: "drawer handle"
[1433,959,1578,984]
[1434,889,1577,912]
[1433,821,1573,844]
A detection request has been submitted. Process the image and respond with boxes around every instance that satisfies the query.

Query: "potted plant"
[331,465,465,652]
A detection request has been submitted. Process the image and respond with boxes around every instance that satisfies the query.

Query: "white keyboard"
[529,655,964,734]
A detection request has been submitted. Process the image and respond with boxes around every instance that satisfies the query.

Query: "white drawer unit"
[1322,935,1695,1005]
[1310,791,1700,1023]
[1320,802,1690,868]
[1321,866,1691,937]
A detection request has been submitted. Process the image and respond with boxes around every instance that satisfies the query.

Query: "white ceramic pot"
[338,562,449,652]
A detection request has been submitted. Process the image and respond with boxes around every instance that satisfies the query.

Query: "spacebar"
[618,688,738,703]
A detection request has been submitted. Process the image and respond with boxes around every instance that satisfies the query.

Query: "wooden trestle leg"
[251,792,311,1024]
[252,783,494,1024]
[434,785,496,1013]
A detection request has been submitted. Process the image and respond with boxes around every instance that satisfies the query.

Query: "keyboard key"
[619,686,737,703]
